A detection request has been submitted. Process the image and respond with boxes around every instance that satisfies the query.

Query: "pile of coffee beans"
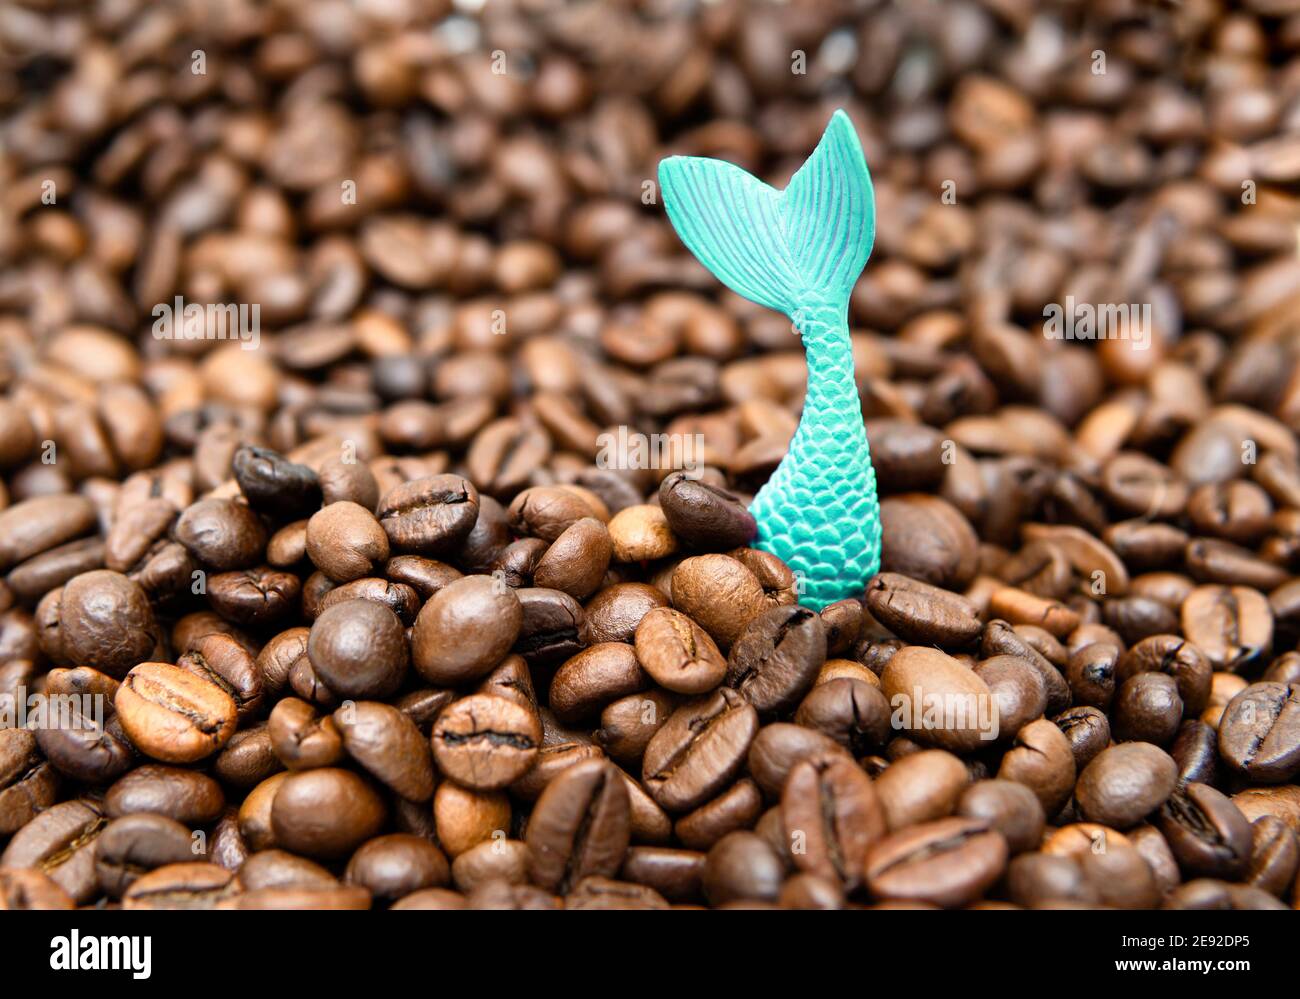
[3,0,1300,910]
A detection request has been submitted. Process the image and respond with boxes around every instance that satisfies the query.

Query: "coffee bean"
[881,646,998,753]
[874,750,969,829]
[305,501,390,583]
[633,606,725,695]
[658,472,756,549]
[0,867,76,910]
[115,662,238,763]
[879,495,979,590]
[105,764,225,825]
[549,643,647,723]
[1157,782,1252,880]
[122,862,237,909]
[176,632,264,719]
[670,554,768,649]
[643,688,758,812]
[308,598,408,699]
[781,752,885,889]
[532,517,612,600]
[0,729,59,835]
[584,582,669,644]
[957,779,1045,854]
[270,768,386,860]
[1181,584,1273,671]
[345,834,450,900]
[793,678,891,754]
[1075,742,1178,828]
[95,813,197,897]
[1245,815,1298,897]
[54,570,157,679]
[232,445,322,519]
[431,694,541,790]
[377,474,480,555]
[725,605,826,715]
[1218,682,1300,781]
[175,499,267,571]
[866,573,982,648]
[334,700,435,802]
[0,799,105,904]
[864,817,1007,907]
[0,495,97,572]
[526,758,630,892]
[701,831,783,905]
[413,575,522,685]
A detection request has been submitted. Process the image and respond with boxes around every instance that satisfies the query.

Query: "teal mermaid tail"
[659,109,880,610]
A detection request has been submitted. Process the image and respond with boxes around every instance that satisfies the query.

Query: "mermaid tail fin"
[658,109,875,315]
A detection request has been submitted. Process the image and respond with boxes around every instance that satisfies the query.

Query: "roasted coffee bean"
[175,499,267,571]
[334,700,435,802]
[781,752,885,889]
[176,632,264,719]
[998,719,1076,816]
[793,678,891,754]
[1075,742,1179,828]
[875,750,970,830]
[0,729,59,835]
[1181,584,1273,672]
[957,779,1045,855]
[431,694,541,790]
[95,813,197,897]
[378,474,480,555]
[549,643,647,723]
[0,799,105,904]
[345,834,450,900]
[53,570,157,679]
[1112,672,1184,746]
[1245,816,1299,897]
[1218,682,1300,781]
[726,605,826,715]
[673,778,763,851]
[658,472,756,549]
[1157,782,1252,880]
[866,573,982,648]
[206,567,301,627]
[232,445,322,519]
[268,698,343,771]
[7,537,106,603]
[105,764,225,825]
[115,663,238,763]
[585,583,669,644]
[526,758,630,892]
[0,495,97,572]
[643,689,758,813]
[413,575,522,685]
[35,706,134,785]
[122,862,237,909]
[305,501,390,583]
[864,817,1007,908]
[1052,706,1111,773]
[879,495,979,590]
[1171,719,1222,786]
[634,606,725,695]
[214,725,282,789]
[0,867,76,910]
[308,598,408,699]
[533,518,612,600]
[670,554,769,650]
[270,769,386,860]
[701,831,783,905]
[972,655,1047,742]
[882,646,998,753]
[237,850,337,891]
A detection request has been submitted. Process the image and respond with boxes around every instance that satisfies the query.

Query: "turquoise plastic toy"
[659,109,881,610]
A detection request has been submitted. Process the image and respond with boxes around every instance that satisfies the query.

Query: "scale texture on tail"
[659,109,881,609]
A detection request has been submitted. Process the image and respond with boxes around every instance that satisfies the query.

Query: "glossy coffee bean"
[864,817,1007,908]
[115,662,238,763]
[526,758,630,892]
[634,606,726,695]
[1218,682,1300,781]
[270,769,386,860]
[431,694,541,790]
[781,751,885,889]
[308,598,408,699]
[413,575,522,685]
[643,689,758,813]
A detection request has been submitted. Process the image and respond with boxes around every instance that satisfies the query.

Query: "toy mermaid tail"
[659,109,881,610]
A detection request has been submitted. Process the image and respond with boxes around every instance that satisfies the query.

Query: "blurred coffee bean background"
[0,0,1298,495]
